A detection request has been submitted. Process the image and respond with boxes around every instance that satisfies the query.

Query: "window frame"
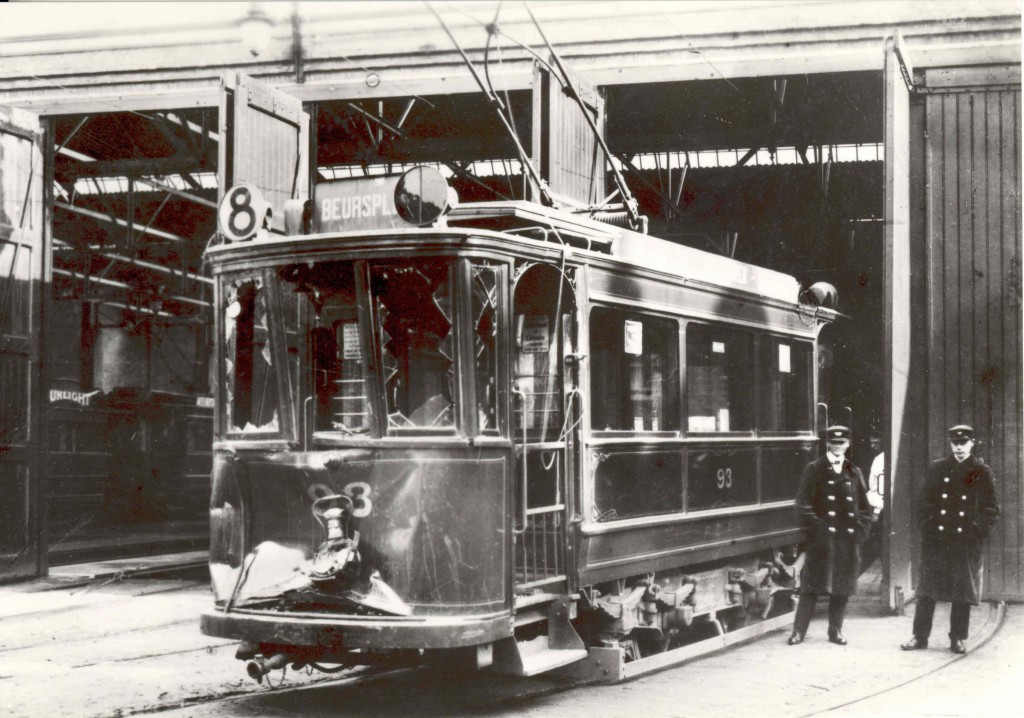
[587,303,682,439]
[217,268,297,443]
[464,259,508,439]
[756,333,815,435]
[682,319,757,437]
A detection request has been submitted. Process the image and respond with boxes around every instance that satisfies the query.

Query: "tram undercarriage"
[217,544,803,683]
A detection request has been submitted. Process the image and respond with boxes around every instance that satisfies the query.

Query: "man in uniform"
[788,426,873,645]
[901,425,1000,654]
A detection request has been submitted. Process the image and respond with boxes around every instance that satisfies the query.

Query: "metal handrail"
[512,386,528,535]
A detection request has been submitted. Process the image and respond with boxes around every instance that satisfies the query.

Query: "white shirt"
[867,452,885,512]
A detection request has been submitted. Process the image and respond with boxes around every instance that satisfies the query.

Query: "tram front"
[201,177,523,675]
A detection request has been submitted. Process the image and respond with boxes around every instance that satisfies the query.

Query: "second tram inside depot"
[202,182,836,678]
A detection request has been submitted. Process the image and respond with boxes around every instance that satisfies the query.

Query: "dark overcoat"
[916,454,1000,605]
[795,455,873,596]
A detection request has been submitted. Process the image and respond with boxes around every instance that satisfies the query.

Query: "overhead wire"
[425,1,553,207]
[521,1,642,229]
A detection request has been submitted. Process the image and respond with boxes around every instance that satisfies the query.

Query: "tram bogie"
[201,168,836,682]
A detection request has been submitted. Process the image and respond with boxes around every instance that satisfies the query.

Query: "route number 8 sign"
[218,184,269,242]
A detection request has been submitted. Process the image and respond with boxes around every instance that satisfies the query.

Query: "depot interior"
[47,70,884,563]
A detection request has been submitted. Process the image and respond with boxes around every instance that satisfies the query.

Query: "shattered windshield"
[223,274,280,433]
[279,258,459,437]
[372,261,455,432]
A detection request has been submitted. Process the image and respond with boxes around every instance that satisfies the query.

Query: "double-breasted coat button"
[957,527,963,533]
[939,525,945,531]
[962,495,967,500]
[944,477,950,483]
[941,510,947,515]
[942,493,948,499]
[960,511,965,516]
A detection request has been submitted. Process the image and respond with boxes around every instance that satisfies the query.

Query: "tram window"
[590,308,679,433]
[371,261,456,433]
[685,323,753,433]
[514,266,572,442]
[282,260,376,435]
[471,264,500,435]
[223,276,279,433]
[760,338,813,431]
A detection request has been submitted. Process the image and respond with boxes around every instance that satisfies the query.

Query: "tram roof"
[447,201,802,305]
[209,198,804,307]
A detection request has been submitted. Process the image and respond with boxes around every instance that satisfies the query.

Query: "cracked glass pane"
[371,261,456,432]
[472,265,500,434]
[224,275,279,433]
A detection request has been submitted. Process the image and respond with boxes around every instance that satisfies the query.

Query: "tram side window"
[760,338,813,431]
[590,308,679,433]
[223,276,279,433]
[685,323,753,433]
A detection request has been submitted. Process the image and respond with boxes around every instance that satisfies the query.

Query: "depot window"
[685,322,754,433]
[590,307,679,433]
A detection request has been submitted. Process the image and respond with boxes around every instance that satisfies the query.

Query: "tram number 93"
[218,184,269,242]
[716,467,733,490]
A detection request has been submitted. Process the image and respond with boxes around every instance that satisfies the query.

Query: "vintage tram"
[200,167,837,681]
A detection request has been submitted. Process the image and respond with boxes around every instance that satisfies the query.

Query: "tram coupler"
[246,652,294,683]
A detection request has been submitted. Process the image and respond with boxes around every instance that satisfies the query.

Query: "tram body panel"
[575,438,819,585]
[208,448,510,617]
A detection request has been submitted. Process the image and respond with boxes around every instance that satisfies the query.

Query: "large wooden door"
[0,108,45,582]
[883,33,914,610]
[219,73,310,234]
[918,67,1022,601]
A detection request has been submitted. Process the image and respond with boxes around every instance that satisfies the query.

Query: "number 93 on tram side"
[200,168,839,683]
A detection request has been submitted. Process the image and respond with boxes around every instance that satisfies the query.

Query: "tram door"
[512,264,576,597]
[0,108,45,581]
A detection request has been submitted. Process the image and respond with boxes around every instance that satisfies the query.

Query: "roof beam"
[54,238,213,286]
[55,155,212,180]
[54,201,189,243]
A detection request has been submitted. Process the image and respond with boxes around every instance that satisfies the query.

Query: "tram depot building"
[0,1,1020,606]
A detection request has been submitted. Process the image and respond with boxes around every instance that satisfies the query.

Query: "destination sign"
[314,167,451,233]
[315,176,403,233]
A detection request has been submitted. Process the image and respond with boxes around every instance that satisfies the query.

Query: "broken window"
[471,264,500,434]
[372,261,456,433]
[223,274,279,433]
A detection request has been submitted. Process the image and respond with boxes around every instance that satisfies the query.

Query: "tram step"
[493,595,587,676]
[511,638,588,676]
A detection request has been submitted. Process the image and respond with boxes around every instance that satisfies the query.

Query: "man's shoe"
[828,631,848,646]
[950,639,966,654]
[787,632,804,645]
[900,636,928,650]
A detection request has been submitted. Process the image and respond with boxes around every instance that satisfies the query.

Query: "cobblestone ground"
[1,566,1013,718]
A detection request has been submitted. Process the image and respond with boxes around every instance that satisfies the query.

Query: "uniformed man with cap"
[901,425,1000,654]
[788,426,874,645]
